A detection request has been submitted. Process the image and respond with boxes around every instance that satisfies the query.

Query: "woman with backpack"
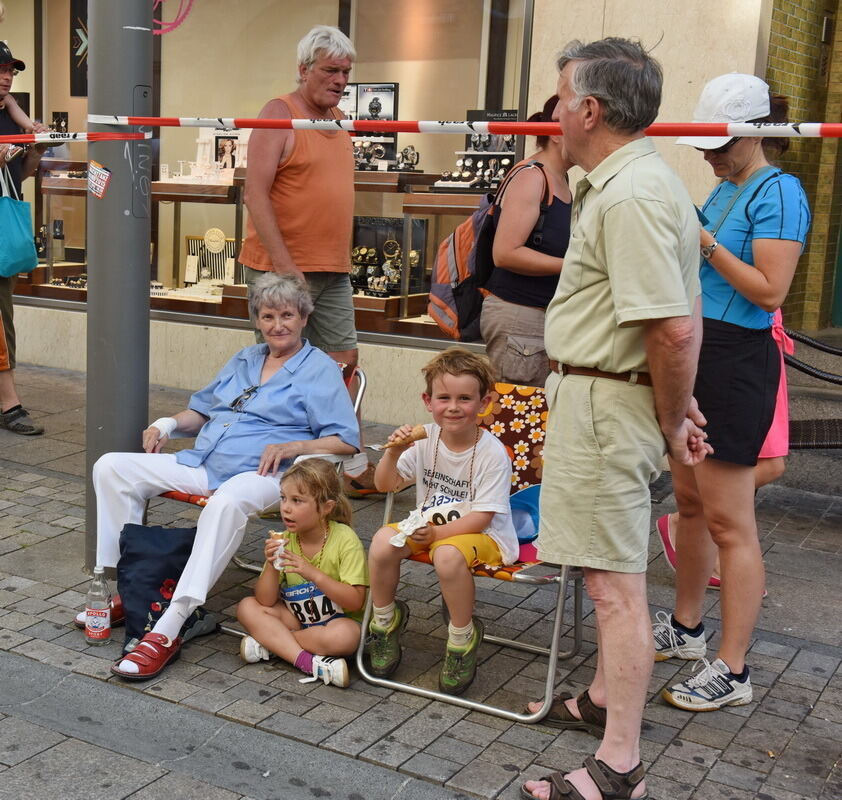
[479,95,572,387]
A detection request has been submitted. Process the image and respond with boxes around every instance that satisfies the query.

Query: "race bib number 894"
[282,582,343,626]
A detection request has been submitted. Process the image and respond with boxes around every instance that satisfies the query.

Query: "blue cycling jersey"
[700,168,810,329]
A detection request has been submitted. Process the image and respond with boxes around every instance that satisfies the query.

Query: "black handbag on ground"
[116,523,218,654]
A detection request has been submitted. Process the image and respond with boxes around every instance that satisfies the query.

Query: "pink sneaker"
[656,514,678,572]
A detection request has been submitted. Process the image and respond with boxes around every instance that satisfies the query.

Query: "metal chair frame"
[354,381,584,723]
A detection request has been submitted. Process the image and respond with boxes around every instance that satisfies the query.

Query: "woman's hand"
[263,535,287,564]
[258,441,301,476]
[277,548,320,581]
[142,426,168,453]
[142,416,179,453]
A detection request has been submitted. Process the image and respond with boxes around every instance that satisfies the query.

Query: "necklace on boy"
[422,426,480,509]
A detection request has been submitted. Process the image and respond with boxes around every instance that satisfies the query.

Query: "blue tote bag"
[0,165,38,278]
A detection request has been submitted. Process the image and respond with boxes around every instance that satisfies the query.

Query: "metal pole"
[85,1,153,570]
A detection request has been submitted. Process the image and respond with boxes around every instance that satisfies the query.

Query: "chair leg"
[355,564,580,722]
[232,554,262,574]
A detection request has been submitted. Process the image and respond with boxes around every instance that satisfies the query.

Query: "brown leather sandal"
[531,689,607,736]
[520,756,648,800]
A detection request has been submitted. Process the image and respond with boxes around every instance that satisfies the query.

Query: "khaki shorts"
[537,371,665,573]
[388,524,503,567]
[243,267,358,353]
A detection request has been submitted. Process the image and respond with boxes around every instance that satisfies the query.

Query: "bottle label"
[85,607,111,639]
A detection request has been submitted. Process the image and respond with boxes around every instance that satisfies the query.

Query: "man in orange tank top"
[240,25,357,373]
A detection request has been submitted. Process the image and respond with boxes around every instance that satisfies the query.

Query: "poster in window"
[70,0,88,97]
[214,135,238,169]
[357,84,398,121]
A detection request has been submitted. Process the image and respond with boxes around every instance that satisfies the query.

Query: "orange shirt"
[0,312,9,372]
[239,93,355,273]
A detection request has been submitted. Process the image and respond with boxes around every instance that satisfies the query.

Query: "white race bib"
[421,493,472,527]
[281,582,344,627]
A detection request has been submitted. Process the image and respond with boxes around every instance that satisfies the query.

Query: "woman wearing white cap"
[652,74,810,711]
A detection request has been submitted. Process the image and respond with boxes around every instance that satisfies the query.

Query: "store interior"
[10,0,531,341]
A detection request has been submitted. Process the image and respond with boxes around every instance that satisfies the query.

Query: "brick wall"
[766,0,839,330]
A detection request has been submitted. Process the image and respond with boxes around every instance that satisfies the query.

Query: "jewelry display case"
[13,0,534,346]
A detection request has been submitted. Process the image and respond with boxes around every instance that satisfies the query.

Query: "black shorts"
[694,318,780,467]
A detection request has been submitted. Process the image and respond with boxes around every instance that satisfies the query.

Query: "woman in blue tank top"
[655,75,810,713]
[479,96,573,387]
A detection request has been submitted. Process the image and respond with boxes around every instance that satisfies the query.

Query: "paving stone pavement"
[0,364,840,799]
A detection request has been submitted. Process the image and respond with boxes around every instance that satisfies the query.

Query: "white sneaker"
[300,655,349,687]
[662,657,753,711]
[239,635,271,663]
[652,610,707,662]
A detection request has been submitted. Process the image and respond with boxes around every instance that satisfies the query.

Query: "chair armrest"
[294,451,368,473]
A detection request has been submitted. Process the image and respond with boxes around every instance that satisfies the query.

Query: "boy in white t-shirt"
[367,347,518,695]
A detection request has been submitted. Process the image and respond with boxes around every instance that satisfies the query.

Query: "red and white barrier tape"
[87,115,842,138]
[0,131,153,145]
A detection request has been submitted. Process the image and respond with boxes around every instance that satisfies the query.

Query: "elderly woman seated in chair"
[86,272,360,680]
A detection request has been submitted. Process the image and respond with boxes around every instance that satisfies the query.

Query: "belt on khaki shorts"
[549,361,653,387]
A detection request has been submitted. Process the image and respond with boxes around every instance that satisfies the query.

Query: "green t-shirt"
[278,520,368,622]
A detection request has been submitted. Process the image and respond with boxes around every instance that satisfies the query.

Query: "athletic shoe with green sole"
[368,599,409,677]
[439,617,484,695]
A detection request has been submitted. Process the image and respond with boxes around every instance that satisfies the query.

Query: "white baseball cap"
[676,73,771,149]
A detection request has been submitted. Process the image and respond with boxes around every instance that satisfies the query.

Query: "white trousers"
[92,452,280,607]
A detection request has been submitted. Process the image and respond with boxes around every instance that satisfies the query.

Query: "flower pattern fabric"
[477,383,547,488]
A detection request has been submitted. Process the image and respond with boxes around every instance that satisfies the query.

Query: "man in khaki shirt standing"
[522,39,711,800]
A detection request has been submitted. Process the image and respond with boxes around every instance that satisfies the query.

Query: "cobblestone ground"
[0,364,840,799]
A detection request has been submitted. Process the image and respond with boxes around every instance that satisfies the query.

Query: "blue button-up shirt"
[175,341,360,489]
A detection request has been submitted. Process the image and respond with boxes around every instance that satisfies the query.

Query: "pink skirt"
[758,309,793,459]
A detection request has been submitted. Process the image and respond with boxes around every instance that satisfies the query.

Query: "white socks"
[448,620,474,648]
[372,601,396,629]
[152,596,193,640]
[115,597,192,674]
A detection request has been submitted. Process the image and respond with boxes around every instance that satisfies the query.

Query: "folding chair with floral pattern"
[356,381,584,722]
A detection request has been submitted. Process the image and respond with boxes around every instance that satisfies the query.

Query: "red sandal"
[110,632,181,680]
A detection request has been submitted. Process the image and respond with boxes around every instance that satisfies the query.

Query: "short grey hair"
[297,25,356,72]
[557,38,662,133]
[248,272,314,321]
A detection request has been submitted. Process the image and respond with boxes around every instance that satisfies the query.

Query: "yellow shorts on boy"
[389,524,502,567]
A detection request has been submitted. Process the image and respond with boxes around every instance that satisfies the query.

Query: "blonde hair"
[422,346,497,397]
[281,458,353,526]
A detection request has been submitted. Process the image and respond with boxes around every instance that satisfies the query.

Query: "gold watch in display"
[203,227,226,254]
